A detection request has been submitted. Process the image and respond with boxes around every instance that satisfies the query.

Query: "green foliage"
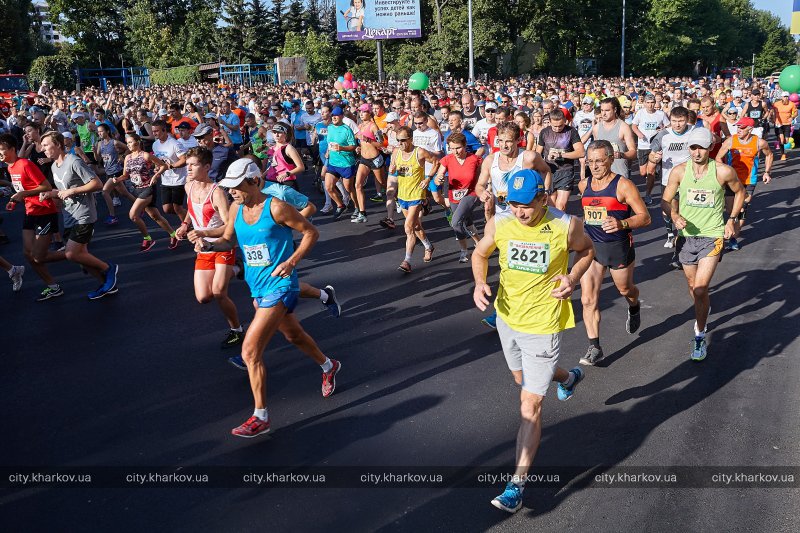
[0,0,52,72]
[150,65,201,85]
[753,11,796,76]
[28,55,76,90]
[282,30,338,81]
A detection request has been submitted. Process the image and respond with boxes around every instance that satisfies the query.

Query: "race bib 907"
[507,240,550,274]
[243,243,272,267]
[583,205,607,225]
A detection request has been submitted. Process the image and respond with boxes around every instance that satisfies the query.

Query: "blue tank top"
[234,196,299,297]
[581,174,632,243]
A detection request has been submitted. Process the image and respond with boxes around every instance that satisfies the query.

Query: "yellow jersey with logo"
[494,207,575,334]
[392,147,426,201]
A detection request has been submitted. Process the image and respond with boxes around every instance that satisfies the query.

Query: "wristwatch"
[621,219,630,230]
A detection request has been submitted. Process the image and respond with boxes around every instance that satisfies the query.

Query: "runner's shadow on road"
[376,262,799,527]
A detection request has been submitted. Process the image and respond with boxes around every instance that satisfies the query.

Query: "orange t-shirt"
[773,100,797,126]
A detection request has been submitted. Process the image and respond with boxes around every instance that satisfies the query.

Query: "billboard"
[793,0,800,35]
[336,0,422,41]
[274,57,308,84]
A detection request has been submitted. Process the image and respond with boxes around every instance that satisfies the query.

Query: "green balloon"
[779,65,800,94]
[408,71,430,91]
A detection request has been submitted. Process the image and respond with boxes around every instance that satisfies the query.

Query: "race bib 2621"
[507,240,550,274]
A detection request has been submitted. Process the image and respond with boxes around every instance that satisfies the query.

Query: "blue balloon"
[338,76,345,83]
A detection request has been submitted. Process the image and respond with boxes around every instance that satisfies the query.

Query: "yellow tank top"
[494,207,575,334]
[393,147,426,201]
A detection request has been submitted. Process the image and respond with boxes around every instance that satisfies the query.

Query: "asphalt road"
[1,156,798,532]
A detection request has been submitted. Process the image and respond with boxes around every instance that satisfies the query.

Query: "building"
[32,1,64,44]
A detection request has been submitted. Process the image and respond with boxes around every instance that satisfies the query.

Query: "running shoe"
[36,285,64,301]
[351,212,367,223]
[104,262,119,292]
[370,193,385,203]
[644,194,654,206]
[664,233,675,248]
[333,206,347,220]
[168,236,179,250]
[112,196,122,207]
[690,336,707,361]
[9,265,24,292]
[228,355,248,370]
[423,246,435,262]
[557,367,584,401]
[379,217,396,229]
[231,416,270,438]
[481,312,497,329]
[322,285,341,317]
[221,329,244,349]
[626,307,641,334]
[459,250,470,263]
[88,284,113,300]
[781,154,787,161]
[491,482,523,513]
[350,210,359,220]
[397,260,412,273]
[140,239,155,252]
[725,238,740,251]
[320,204,333,214]
[104,215,119,225]
[579,346,604,366]
[321,359,341,397]
[669,259,683,270]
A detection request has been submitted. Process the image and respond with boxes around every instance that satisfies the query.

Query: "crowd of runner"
[0,71,791,512]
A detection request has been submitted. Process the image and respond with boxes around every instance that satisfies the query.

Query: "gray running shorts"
[496,315,561,396]
[677,236,723,265]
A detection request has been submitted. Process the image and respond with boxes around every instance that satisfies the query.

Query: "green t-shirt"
[326,123,356,168]
[75,123,96,154]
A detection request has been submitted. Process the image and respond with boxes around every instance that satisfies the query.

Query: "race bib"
[131,175,142,186]
[243,243,272,267]
[686,188,715,208]
[11,176,23,193]
[452,188,469,201]
[583,205,607,225]
[507,241,550,274]
[102,153,111,165]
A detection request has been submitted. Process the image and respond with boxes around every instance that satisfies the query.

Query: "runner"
[661,127,744,361]
[434,132,482,262]
[535,109,585,211]
[115,132,176,251]
[714,116,774,250]
[175,147,243,350]
[631,94,669,205]
[378,112,402,229]
[353,104,385,223]
[191,161,341,438]
[411,110,445,215]
[772,91,796,161]
[323,107,358,220]
[578,140,651,365]
[471,168,594,513]
[152,120,188,243]
[264,122,304,191]
[589,98,637,180]
[38,132,119,300]
[390,126,441,272]
[95,124,133,225]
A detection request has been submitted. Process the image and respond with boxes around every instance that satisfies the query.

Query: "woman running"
[353,104,385,223]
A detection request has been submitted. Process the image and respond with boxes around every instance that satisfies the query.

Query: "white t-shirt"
[572,110,595,147]
[413,127,442,175]
[343,116,359,135]
[300,111,322,133]
[632,109,669,150]
[472,118,495,147]
[153,136,187,186]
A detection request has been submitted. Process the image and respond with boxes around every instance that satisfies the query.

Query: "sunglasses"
[414,121,425,126]
[396,137,411,141]
[392,106,403,110]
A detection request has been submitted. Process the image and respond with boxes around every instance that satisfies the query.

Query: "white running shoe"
[664,234,675,248]
[9,265,24,292]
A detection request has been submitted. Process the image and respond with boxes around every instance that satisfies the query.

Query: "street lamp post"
[620,0,626,78]
[468,0,475,81]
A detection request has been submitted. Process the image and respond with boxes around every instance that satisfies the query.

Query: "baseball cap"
[732,90,743,98]
[191,123,213,137]
[782,91,790,97]
[259,108,270,115]
[272,123,289,134]
[175,122,191,130]
[219,158,261,188]
[686,127,713,148]
[62,131,73,139]
[507,169,546,204]
[358,103,371,112]
[70,112,83,119]
[385,112,400,122]
[158,109,169,116]
[582,96,594,104]
[204,112,217,119]
[485,102,498,110]
[331,106,344,116]
[735,116,755,128]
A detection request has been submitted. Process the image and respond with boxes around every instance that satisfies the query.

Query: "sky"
[752,0,792,27]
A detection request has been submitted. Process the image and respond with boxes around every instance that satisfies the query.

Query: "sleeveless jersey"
[581,175,632,243]
[745,101,766,127]
[726,135,759,185]
[494,207,575,334]
[678,160,724,238]
[594,119,629,178]
[265,144,297,183]
[490,151,525,213]
[127,153,155,188]
[393,148,426,202]
[98,139,122,174]
[234,196,298,297]
[187,181,223,244]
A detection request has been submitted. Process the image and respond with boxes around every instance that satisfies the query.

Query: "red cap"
[735,117,755,128]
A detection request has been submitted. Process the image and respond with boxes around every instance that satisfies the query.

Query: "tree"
[266,0,287,54]
[220,0,249,62]
[753,10,796,76]
[125,0,175,68]
[0,0,38,72]
[284,0,305,35]
[28,55,77,90]
[245,0,272,63]
[47,0,128,66]
[283,30,337,80]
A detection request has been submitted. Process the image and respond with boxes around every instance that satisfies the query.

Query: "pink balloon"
[790,93,800,103]
[344,80,354,89]
[334,80,343,90]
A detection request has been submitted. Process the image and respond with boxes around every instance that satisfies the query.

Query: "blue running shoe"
[690,336,707,361]
[228,355,248,370]
[481,312,497,330]
[322,285,341,317]
[725,238,740,251]
[491,482,523,513]
[103,262,119,292]
[557,367,584,401]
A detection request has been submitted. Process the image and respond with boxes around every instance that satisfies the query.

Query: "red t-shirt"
[169,117,198,136]
[487,126,527,153]
[8,158,58,215]
[440,153,481,203]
